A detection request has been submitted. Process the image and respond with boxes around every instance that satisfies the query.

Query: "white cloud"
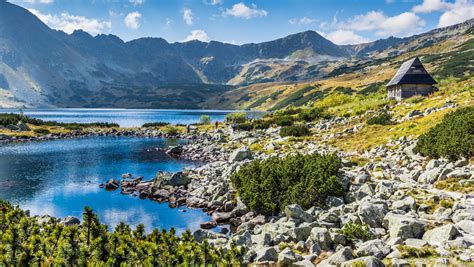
[183,8,193,25]
[23,0,54,4]
[223,2,267,19]
[203,0,221,5]
[289,16,316,25]
[28,8,111,35]
[183,30,210,42]
[129,0,144,6]
[320,30,369,45]
[438,0,474,27]
[412,0,453,13]
[340,11,426,37]
[124,11,141,29]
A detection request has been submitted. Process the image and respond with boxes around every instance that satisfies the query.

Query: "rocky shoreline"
[95,118,473,266]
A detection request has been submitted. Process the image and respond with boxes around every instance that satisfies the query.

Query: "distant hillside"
[0,0,472,108]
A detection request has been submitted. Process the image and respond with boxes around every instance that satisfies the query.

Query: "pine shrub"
[230,153,345,215]
[279,124,310,137]
[367,111,392,125]
[415,106,473,160]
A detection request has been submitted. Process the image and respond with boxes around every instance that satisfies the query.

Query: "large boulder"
[310,227,332,251]
[456,220,474,235]
[60,216,80,226]
[104,178,119,191]
[284,204,313,223]
[358,199,389,228]
[384,213,425,240]
[391,197,416,212]
[355,239,390,259]
[278,247,300,265]
[229,146,253,162]
[154,171,191,187]
[166,145,183,157]
[254,247,278,262]
[418,168,443,184]
[341,256,385,267]
[318,247,353,266]
[423,224,459,246]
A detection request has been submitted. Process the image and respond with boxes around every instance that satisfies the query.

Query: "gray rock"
[418,168,442,184]
[285,204,313,223]
[358,199,389,228]
[254,247,278,262]
[293,259,315,267]
[287,226,312,242]
[310,227,332,251]
[404,238,427,248]
[426,159,440,170]
[392,196,416,212]
[375,181,396,199]
[229,146,253,162]
[251,232,272,248]
[104,178,119,190]
[165,145,183,156]
[278,247,298,265]
[384,213,425,240]
[355,239,390,259]
[232,230,252,247]
[318,247,353,266]
[154,171,191,187]
[60,216,80,226]
[341,256,385,267]
[456,220,474,235]
[423,224,459,246]
[326,196,344,207]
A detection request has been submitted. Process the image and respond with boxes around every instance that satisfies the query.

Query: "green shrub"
[415,106,473,160]
[142,122,170,127]
[279,125,310,137]
[367,111,392,125]
[273,115,295,126]
[236,122,253,131]
[199,115,211,125]
[163,126,179,136]
[397,245,438,258]
[0,113,22,126]
[298,107,330,122]
[230,153,344,215]
[252,119,271,130]
[337,223,372,242]
[0,200,243,266]
[33,128,50,135]
[225,112,247,124]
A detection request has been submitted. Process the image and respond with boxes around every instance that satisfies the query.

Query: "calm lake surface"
[0,108,261,127]
[0,136,219,233]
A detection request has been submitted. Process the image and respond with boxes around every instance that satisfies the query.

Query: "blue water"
[0,136,217,233]
[0,108,262,127]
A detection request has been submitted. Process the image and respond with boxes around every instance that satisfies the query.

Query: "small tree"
[199,115,211,125]
[225,112,247,124]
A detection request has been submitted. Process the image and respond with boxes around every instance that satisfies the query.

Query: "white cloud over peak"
[183,8,193,25]
[28,9,111,35]
[129,0,144,6]
[319,30,369,45]
[124,11,141,29]
[223,2,267,19]
[183,30,210,42]
[203,0,221,5]
[289,16,316,25]
[412,0,453,13]
[340,11,425,37]
[438,0,474,27]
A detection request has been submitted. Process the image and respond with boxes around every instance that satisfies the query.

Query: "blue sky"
[9,0,474,45]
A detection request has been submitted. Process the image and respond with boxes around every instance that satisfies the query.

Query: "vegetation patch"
[225,112,248,124]
[337,222,372,242]
[230,153,344,215]
[0,200,242,266]
[415,106,473,160]
[270,85,316,111]
[142,122,170,128]
[397,245,438,259]
[33,128,50,135]
[367,111,392,125]
[434,178,474,194]
[280,125,310,137]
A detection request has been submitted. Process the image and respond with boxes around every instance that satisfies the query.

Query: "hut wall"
[400,84,434,98]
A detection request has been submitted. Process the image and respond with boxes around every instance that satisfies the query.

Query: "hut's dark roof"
[386,57,437,87]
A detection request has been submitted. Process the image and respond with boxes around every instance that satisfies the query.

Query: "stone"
[232,231,252,247]
[193,229,226,242]
[278,247,298,265]
[404,238,427,248]
[423,224,459,246]
[200,221,217,229]
[212,212,232,223]
[293,259,315,267]
[310,227,332,251]
[229,146,252,162]
[456,220,474,235]
[355,239,390,259]
[358,199,389,228]
[326,196,344,207]
[418,168,442,184]
[167,172,191,187]
[16,121,30,131]
[392,196,416,212]
[104,178,119,191]
[60,216,80,226]
[318,247,353,266]
[284,204,313,223]
[251,232,272,248]
[165,145,183,157]
[254,247,278,262]
[426,159,440,170]
[384,213,425,240]
[341,256,385,267]
[287,226,312,242]
[356,184,375,200]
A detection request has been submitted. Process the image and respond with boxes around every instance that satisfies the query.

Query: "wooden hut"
[386,57,437,100]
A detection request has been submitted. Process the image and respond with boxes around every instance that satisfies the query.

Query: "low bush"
[298,107,331,122]
[367,111,392,125]
[33,128,50,134]
[0,113,22,126]
[397,245,438,258]
[236,122,253,131]
[279,125,310,137]
[225,112,248,124]
[415,106,473,160]
[230,153,344,215]
[142,122,170,128]
[163,126,179,136]
[199,115,211,125]
[337,222,372,242]
[273,115,295,126]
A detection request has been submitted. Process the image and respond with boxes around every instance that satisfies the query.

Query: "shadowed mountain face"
[0,0,472,108]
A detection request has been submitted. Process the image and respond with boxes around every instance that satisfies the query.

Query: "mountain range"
[0,0,472,108]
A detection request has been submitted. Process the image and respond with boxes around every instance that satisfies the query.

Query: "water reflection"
[0,136,214,233]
